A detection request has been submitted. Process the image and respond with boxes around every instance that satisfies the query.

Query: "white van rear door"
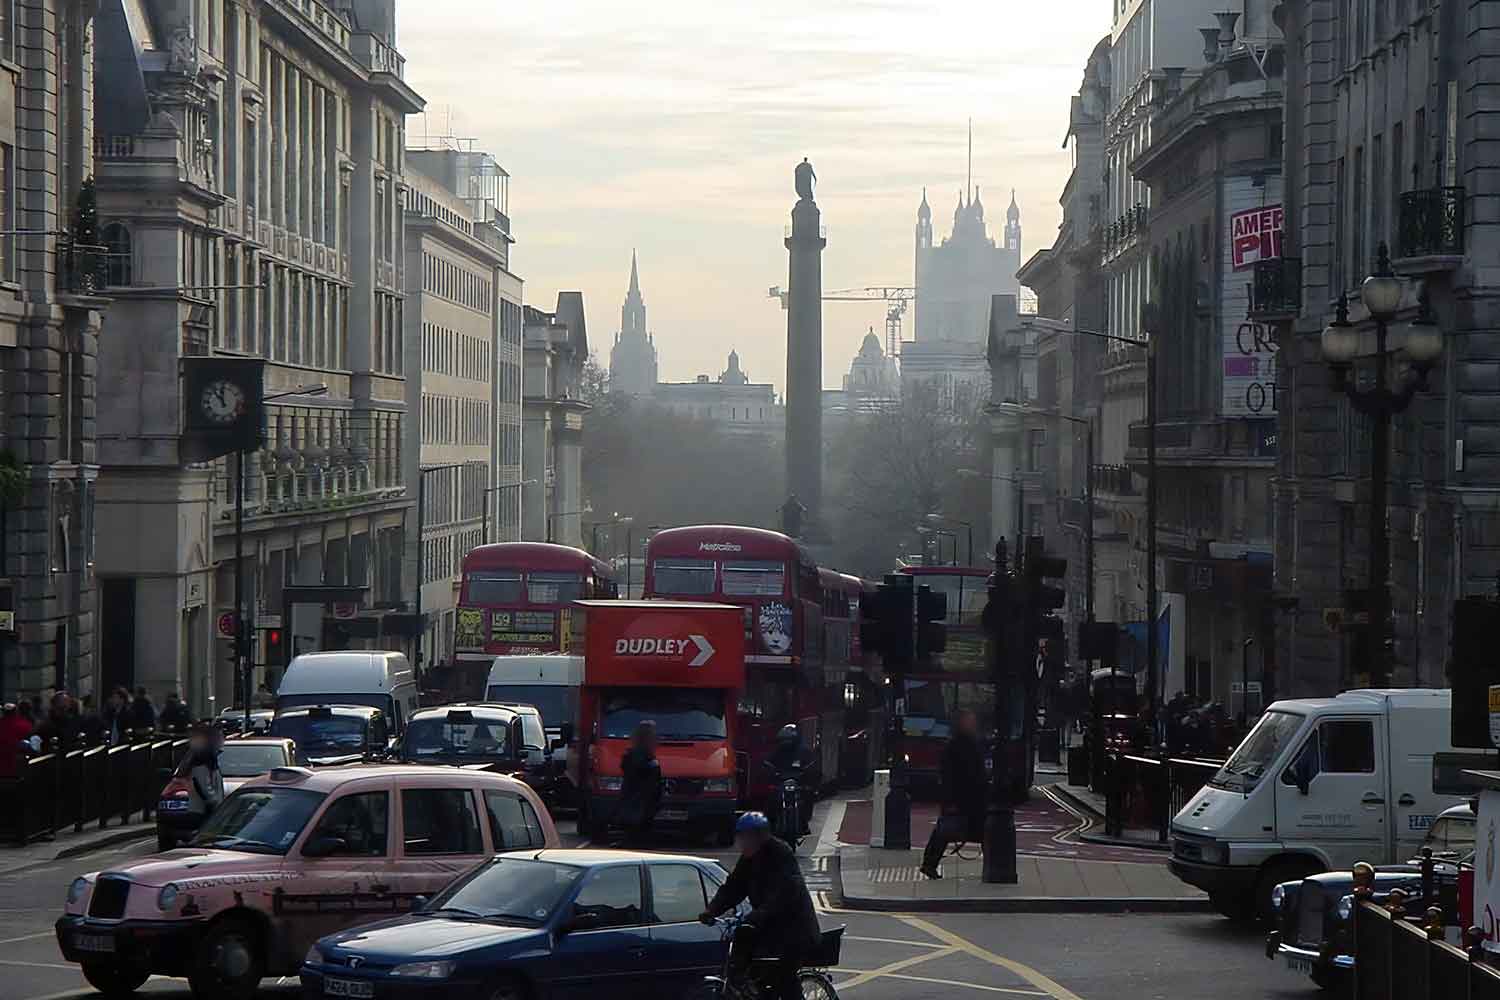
[1273,714,1390,868]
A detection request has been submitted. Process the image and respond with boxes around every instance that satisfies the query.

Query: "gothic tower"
[914,187,932,349]
[608,250,658,396]
[1005,189,1022,253]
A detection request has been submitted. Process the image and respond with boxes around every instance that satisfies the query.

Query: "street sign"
[0,610,14,633]
[216,611,238,640]
[258,614,283,630]
[332,601,358,621]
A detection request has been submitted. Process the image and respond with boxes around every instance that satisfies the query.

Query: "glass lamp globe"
[1404,317,1443,364]
[1322,319,1359,364]
[1361,271,1403,320]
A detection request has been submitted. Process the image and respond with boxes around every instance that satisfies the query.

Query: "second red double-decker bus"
[645,525,845,804]
[451,542,618,696]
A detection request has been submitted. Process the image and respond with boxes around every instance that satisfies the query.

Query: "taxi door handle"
[1362,794,1384,805]
[629,946,648,960]
[1398,794,1416,807]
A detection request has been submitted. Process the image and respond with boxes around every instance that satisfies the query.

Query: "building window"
[101,222,131,286]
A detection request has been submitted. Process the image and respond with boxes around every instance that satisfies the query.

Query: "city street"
[4,833,1305,1000]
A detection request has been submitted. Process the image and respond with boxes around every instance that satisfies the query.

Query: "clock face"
[200,378,247,425]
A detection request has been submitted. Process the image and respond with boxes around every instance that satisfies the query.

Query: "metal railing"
[1352,892,1500,999]
[1251,256,1302,317]
[1102,751,1224,842]
[0,734,190,845]
[1398,186,1465,258]
[1091,463,1138,496]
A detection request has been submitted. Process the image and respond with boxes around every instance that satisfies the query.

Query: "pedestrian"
[0,702,34,776]
[77,694,106,746]
[698,812,823,1000]
[920,708,987,880]
[253,680,276,709]
[102,686,129,744]
[159,691,191,732]
[36,690,81,751]
[176,721,224,844]
[615,720,662,844]
[128,686,156,734]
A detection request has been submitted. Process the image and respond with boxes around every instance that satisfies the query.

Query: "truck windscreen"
[485,684,575,729]
[602,688,727,741]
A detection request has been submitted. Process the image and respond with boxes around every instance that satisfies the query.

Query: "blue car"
[301,849,737,1000]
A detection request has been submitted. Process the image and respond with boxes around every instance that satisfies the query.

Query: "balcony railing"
[1250,256,1301,318]
[1397,186,1464,259]
[1102,203,1148,262]
[1091,463,1138,496]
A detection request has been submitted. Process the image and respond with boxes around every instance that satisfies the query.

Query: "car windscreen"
[217,743,291,777]
[190,786,325,854]
[1212,709,1305,790]
[403,717,512,760]
[428,856,585,924]
[484,685,575,729]
[602,687,726,741]
[270,714,368,756]
[652,559,716,596]
[526,571,586,604]
[466,570,524,604]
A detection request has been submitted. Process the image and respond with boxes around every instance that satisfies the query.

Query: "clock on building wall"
[181,357,266,462]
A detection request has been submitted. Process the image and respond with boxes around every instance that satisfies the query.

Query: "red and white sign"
[578,601,745,689]
[614,634,717,666]
[216,612,239,640]
[331,601,359,621]
[1230,204,1283,269]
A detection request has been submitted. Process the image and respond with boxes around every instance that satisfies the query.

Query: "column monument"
[784,158,826,537]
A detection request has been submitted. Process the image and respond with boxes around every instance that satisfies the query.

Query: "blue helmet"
[735,811,770,834]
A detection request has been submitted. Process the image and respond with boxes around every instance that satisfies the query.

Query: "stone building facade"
[402,144,520,671]
[654,350,782,441]
[1273,0,1500,694]
[92,0,423,713]
[522,295,588,547]
[0,1,108,701]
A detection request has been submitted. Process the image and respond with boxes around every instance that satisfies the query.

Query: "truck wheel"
[189,917,264,1000]
[81,962,149,997]
[1258,859,1319,924]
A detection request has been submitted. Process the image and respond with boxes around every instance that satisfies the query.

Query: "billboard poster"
[1220,175,1284,417]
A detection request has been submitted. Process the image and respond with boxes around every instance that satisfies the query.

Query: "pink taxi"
[55,764,558,1000]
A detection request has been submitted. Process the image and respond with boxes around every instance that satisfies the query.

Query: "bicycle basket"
[808,926,844,967]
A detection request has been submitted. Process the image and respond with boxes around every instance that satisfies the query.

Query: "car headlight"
[1336,894,1354,921]
[1197,841,1227,865]
[596,775,622,792]
[391,960,456,979]
[157,883,179,910]
[1271,884,1285,912]
[704,778,732,794]
[67,877,88,905]
[304,945,325,966]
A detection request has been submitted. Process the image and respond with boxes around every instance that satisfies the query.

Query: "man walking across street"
[699,812,822,1000]
[920,708,987,879]
[615,720,662,844]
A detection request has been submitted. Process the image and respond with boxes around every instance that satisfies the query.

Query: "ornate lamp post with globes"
[1320,243,1444,688]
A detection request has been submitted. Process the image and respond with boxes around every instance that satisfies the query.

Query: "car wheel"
[188,917,264,1000]
[1257,859,1319,925]
[81,962,149,998]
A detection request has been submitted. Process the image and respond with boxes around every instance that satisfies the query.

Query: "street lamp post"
[1321,243,1443,688]
[924,513,973,566]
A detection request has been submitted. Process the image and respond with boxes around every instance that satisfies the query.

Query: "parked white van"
[485,654,582,801]
[275,650,420,733]
[1169,688,1462,920]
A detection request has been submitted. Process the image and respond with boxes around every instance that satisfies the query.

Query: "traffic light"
[981,540,1022,680]
[915,584,947,662]
[1023,537,1067,619]
[264,628,284,664]
[859,574,914,668]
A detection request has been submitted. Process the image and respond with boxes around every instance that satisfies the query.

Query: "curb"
[1044,783,1171,853]
[53,825,156,860]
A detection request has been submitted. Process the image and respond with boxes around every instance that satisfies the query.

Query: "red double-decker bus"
[644,525,849,803]
[451,542,618,695]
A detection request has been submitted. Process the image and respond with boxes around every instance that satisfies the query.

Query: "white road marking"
[845,934,950,949]
[0,959,79,970]
[0,930,60,945]
[834,970,1049,996]
[834,945,960,991]
[814,799,848,859]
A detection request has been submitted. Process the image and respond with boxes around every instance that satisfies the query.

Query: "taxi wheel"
[189,917,264,1000]
[81,961,149,997]
[485,973,530,1000]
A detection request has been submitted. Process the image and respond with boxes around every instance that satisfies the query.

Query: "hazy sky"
[399,1,1109,392]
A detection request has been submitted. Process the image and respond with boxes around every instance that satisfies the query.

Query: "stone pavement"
[834,842,1210,913]
[0,817,154,875]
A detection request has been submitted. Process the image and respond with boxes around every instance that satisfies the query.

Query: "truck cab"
[1169,688,1461,920]
[572,600,745,844]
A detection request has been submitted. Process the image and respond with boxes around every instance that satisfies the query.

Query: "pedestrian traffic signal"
[1023,537,1067,616]
[265,628,284,662]
[915,584,947,661]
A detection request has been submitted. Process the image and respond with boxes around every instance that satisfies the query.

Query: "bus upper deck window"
[653,559,716,595]
[527,572,586,604]
[722,560,785,597]
[467,571,523,604]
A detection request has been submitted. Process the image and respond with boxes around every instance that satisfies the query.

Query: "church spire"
[628,249,640,295]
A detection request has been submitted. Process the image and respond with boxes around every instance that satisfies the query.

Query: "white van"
[486,654,583,801]
[1170,688,1462,920]
[275,650,420,733]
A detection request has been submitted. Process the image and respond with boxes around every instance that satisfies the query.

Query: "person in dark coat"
[158,692,191,732]
[920,709,987,879]
[615,720,662,844]
[765,723,816,835]
[128,687,156,733]
[699,811,822,1000]
[36,691,81,750]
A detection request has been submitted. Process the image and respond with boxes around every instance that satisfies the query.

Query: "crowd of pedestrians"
[0,685,200,776]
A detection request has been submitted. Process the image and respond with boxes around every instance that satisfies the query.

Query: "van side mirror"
[411,895,429,912]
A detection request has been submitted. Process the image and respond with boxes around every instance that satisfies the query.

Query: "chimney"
[1200,27,1222,63]
[1215,10,1241,51]
[1163,67,1185,99]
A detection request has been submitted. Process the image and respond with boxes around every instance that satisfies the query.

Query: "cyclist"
[699,811,822,1000]
[765,724,815,836]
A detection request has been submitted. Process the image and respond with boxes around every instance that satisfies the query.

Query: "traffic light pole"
[982,539,1018,883]
[883,574,915,851]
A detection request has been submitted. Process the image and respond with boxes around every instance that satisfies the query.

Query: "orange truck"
[573,600,745,843]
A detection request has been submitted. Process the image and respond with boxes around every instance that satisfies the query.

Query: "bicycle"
[691,916,843,1000]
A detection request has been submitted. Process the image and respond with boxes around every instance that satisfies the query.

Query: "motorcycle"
[770,761,808,848]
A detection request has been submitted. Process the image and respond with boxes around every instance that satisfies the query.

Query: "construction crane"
[767,285,916,359]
